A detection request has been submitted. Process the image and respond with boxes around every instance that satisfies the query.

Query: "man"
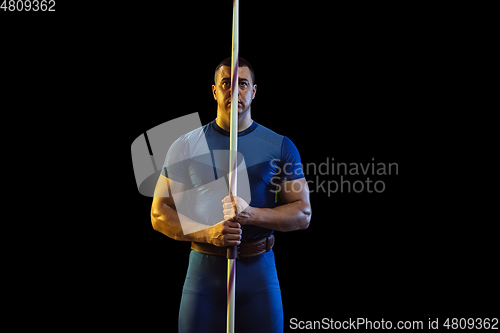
[151,57,311,333]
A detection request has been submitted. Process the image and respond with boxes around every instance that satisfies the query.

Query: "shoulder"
[176,122,210,143]
[251,122,302,156]
[251,122,284,148]
[173,122,212,146]
[168,123,211,158]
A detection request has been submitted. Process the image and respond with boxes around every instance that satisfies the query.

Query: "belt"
[191,234,275,259]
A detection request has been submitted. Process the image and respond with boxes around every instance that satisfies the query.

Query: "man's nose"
[229,87,241,98]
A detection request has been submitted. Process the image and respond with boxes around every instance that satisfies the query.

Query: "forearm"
[151,202,210,243]
[244,201,311,232]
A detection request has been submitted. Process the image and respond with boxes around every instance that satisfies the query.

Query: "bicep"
[279,178,310,206]
[152,174,185,211]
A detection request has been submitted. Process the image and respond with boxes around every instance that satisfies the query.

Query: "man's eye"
[222,82,230,88]
[240,82,248,88]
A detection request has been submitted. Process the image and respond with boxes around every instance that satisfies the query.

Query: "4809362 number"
[1,0,55,11]
[443,318,498,330]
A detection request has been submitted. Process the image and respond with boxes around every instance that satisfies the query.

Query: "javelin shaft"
[229,1,238,201]
[227,1,238,333]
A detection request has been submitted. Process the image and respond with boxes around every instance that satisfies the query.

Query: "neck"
[216,108,253,132]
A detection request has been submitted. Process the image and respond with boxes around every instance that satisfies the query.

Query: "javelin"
[226,1,239,332]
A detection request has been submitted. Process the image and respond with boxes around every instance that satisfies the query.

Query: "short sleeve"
[161,136,189,184]
[280,136,304,183]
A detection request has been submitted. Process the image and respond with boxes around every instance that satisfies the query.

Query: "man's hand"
[222,193,251,224]
[207,220,242,247]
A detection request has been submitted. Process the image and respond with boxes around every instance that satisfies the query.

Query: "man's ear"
[212,85,217,100]
[251,84,257,99]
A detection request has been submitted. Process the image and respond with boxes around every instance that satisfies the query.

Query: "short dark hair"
[214,57,256,84]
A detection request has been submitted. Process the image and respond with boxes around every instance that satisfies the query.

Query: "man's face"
[212,66,257,114]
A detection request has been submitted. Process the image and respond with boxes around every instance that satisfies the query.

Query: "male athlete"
[151,57,311,333]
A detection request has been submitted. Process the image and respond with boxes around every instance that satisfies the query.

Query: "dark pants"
[178,249,284,333]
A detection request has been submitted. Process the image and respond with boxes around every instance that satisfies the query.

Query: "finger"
[225,228,242,235]
[225,240,241,246]
[223,203,233,210]
[222,196,232,203]
[225,233,242,239]
[224,221,241,229]
[222,234,241,246]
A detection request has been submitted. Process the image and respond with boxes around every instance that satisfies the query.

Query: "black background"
[2,1,496,331]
